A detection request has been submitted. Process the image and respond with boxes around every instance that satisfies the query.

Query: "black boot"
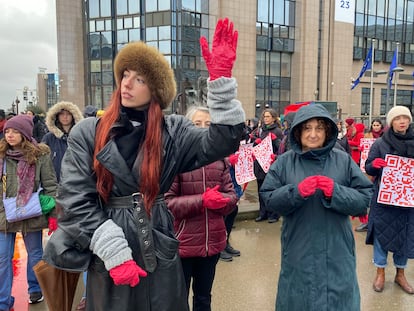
[225,242,241,256]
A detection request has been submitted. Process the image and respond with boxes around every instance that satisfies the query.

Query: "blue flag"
[388,49,398,89]
[351,45,373,90]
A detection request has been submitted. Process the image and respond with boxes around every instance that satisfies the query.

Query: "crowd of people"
[1,17,414,311]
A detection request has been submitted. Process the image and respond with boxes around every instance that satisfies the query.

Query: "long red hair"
[94,88,163,214]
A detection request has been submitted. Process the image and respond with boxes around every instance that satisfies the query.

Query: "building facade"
[55,0,414,122]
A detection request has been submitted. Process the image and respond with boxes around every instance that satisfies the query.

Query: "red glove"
[255,138,262,145]
[200,18,238,80]
[202,185,230,209]
[48,217,58,236]
[297,176,319,198]
[359,214,368,224]
[228,153,239,166]
[109,260,147,287]
[270,154,276,163]
[315,175,334,198]
[269,133,277,140]
[372,158,387,169]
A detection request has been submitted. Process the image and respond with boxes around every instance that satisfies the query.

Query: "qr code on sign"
[377,154,414,208]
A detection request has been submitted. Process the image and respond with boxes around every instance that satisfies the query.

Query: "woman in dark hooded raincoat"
[260,104,373,311]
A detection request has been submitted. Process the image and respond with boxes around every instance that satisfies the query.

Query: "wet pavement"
[10,182,414,310]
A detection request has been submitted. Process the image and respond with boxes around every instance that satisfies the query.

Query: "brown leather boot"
[395,268,414,294]
[373,267,385,292]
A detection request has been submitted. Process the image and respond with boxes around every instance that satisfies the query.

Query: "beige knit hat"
[113,41,177,109]
[386,106,413,126]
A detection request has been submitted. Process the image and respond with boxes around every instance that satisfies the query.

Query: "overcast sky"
[0,0,57,112]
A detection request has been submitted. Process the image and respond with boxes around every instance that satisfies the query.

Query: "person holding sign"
[365,106,414,294]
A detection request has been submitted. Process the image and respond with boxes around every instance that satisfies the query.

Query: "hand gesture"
[297,176,319,198]
[109,260,147,287]
[372,158,387,169]
[200,18,238,80]
[202,185,231,209]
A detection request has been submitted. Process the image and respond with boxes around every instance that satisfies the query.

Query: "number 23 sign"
[335,0,355,24]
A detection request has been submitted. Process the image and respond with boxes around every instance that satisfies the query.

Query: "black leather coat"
[44,115,244,311]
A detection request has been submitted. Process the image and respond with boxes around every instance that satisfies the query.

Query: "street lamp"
[392,66,404,107]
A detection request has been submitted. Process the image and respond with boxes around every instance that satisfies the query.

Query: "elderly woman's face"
[300,118,326,151]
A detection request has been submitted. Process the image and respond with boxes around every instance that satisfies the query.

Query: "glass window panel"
[146,27,158,41]
[159,26,171,40]
[388,0,396,19]
[105,19,112,31]
[396,1,404,20]
[101,0,111,16]
[102,59,112,71]
[91,86,102,106]
[146,0,157,12]
[287,1,295,26]
[117,18,123,29]
[159,40,171,54]
[281,53,291,77]
[129,28,141,41]
[101,45,112,58]
[102,71,113,84]
[408,2,414,22]
[134,17,141,28]
[356,0,365,13]
[91,60,101,73]
[182,0,194,11]
[117,0,128,15]
[89,21,96,32]
[355,13,364,36]
[89,0,99,18]
[129,0,140,14]
[159,0,170,10]
[269,53,280,76]
[91,73,101,85]
[96,20,105,31]
[377,0,385,17]
[256,88,265,101]
[103,86,113,106]
[387,19,395,40]
[101,31,112,44]
[257,0,269,22]
[256,51,266,75]
[117,30,129,43]
[367,15,375,37]
[280,26,288,38]
[195,0,201,12]
[274,0,284,24]
[368,0,376,15]
[124,17,133,28]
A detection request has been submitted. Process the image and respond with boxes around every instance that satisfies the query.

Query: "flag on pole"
[351,45,373,90]
[388,48,398,89]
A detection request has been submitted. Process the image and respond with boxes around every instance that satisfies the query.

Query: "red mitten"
[48,217,58,236]
[372,158,387,169]
[109,260,147,287]
[228,153,239,166]
[315,175,334,198]
[255,138,262,145]
[270,154,276,163]
[200,18,238,80]
[297,176,319,198]
[202,185,231,209]
[359,214,368,224]
[269,133,277,140]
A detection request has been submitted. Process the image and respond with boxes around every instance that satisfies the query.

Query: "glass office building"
[56,0,414,121]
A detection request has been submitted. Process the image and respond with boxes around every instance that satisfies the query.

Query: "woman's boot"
[373,267,385,292]
[394,268,414,294]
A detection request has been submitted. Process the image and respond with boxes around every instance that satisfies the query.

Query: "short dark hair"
[292,118,333,148]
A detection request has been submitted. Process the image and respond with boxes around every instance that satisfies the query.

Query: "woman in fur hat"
[365,106,414,294]
[41,101,83,182]
[44,18,245,311]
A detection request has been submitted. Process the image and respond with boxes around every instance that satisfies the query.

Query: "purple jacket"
[165,160,237,258]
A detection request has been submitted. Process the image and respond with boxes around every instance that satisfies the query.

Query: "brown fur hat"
[113,41,177,109]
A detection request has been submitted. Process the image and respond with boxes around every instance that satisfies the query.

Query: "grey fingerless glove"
[90,219,133,270]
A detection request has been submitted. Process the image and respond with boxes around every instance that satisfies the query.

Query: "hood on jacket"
[355,123,365,133]
[45,101,84,138]
[289,104,338,156]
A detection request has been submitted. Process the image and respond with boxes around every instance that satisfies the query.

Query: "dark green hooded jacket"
[260,104,373,311]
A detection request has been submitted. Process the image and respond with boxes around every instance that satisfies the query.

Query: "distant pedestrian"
[83,105,98,118]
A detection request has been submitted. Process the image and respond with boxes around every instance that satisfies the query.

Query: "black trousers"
[181,254,220,311]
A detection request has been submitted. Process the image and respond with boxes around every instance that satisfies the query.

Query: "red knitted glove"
[269,133,277,140]
[202,185,230,209]
[109,260,147,287]
[228,153,239,166]
[297,176,319,198]
[200,18,238,80]
[255,138,262,145]
[315,175,334,198]
[359,214,368,224]
[270,154,276,163]
[372,158,387,169]
[48,217,58,236]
